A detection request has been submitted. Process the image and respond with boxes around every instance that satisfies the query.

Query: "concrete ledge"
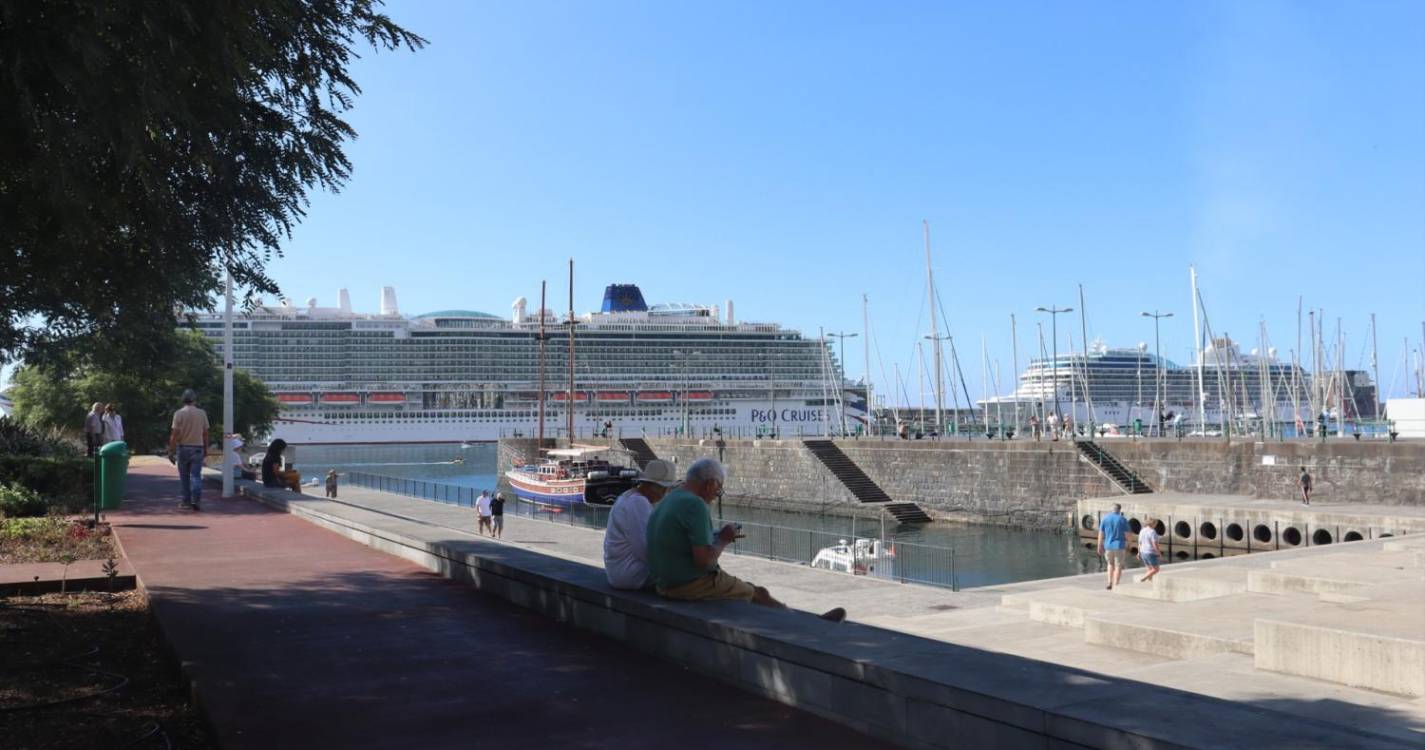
[1255,618,1425,697]
[0,559,136,596]
[236,481,1419,750]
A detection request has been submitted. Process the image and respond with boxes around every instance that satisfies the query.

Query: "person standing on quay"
[101,403,125,444]
[1136,517,1162,584]
[1097,503,1129,590]
[490,492,506,539]
[475,490,493,536]
[167,389,210,511]
[1299,466,1313,506]
[84,402,105,456]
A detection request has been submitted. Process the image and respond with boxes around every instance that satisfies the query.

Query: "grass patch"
[0,516,115,564]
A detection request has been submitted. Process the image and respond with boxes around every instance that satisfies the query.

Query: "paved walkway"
[112,459,892,749]
[279,477,1425,747]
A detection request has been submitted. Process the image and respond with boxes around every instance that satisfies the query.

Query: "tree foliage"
[0,0,424,367]
[10,330,279,451]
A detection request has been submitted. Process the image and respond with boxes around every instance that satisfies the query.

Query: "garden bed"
[0,590,212,748]
[0,516,116,565]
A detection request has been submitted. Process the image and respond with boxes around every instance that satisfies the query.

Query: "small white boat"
[811,538,895,576]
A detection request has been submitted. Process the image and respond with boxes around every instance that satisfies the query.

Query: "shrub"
[0,482,48,518]
[0,515,66,541]
[0,417,80,458]
[0,456,92,513]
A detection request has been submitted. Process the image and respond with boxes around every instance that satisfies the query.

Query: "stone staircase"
[802,439,932,524]
[618,437,659,469]
[1075,440,1153,494]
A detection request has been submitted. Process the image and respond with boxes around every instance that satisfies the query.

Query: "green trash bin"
[97,441,130,510]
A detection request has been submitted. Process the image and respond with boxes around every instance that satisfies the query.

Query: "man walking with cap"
[603,459,679,590]
[167,389,210,510]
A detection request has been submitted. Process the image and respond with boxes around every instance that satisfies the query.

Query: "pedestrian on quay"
[1136,517,1162,584]
[490,492,506,538]
[1299,466,1313,506]
[476,490,493,535]
[84,402,106,456]
[644,457,847,622]
[325,469,339,498]
[260,439,301,492]
[602,458,679,590]
[167,389,210,510]
[101,403,125,444]
[1096,503,1129,590]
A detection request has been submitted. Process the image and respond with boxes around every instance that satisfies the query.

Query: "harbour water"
[294,442,1103,588]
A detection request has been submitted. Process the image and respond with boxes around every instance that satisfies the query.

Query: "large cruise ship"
[979,338,1377,432]
[189,284,865,444]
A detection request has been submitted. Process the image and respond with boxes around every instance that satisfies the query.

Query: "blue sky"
[31,1,1425,403]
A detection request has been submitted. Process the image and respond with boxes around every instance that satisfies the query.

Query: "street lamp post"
[827,331,858,436]
[1036,306,1073,438]
[1141,311,1173,437]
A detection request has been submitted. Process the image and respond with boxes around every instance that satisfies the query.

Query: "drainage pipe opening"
[1312,529,1333,545]
[1199,522,1218,540]
[1129,518,1142,534]
[1174,521,1192,539]
[1282,527,1303,546]
[1252,524,1273,544]
[1343,531,1363,542]
[1226,523,1244,542]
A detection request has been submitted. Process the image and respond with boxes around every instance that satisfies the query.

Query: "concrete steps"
[1083,592,1319,660]
[1254,596,1425,697]
[1111,567,1250,602]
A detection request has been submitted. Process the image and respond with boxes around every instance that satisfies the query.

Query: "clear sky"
[126,2,1425,402]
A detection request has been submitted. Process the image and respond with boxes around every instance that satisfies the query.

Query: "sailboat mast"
[863,293,872,435]
[1370,313,1380,422]
[1010,314,1021,435]
[925,220,944,431]
[1191,265,1205,431]
[538,281,547,446]
[981,337,991,434]
[1078,284,1095,429]
[567,259,575,441]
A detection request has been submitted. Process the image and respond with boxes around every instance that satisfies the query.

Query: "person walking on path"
[602,458,679,590]
[84,402,105,456]
[1097,503,1130,590]
[645,457,846,622]
[101,403,125,444]
[475,490,493,536]
[166,389,210,510]
[490,492,506,538]
[1136,517,1162,584]
[325,470,339,498]
[1299,466,1313,506]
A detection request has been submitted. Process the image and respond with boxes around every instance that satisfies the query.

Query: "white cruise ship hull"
[270,400,861,445]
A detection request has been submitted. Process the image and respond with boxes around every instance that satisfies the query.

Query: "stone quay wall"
[496,437,1425,530]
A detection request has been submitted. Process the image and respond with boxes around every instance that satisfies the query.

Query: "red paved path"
[113,461,889,749]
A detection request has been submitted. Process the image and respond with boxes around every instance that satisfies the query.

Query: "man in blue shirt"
[1097,503,1130,590]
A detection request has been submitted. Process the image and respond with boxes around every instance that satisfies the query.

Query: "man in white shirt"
[475,490,494,536]
[101,404,125,443]
[603,459,679,590]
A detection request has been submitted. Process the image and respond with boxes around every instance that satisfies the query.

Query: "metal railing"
[339,471,962,590]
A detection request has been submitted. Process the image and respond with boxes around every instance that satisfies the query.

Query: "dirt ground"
[0,517,116,565]
[0,590,212,749]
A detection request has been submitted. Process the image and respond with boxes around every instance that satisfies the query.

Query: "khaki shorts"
[1105,549,1127,568]
[657,570,757,602]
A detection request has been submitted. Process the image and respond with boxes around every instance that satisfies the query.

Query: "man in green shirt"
[645,458,846,622]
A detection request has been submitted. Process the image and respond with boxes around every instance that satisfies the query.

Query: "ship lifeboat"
[276,393,314,405]
[552,392,589,402]
[319,392,360,405]
[596,391,629,403]
[685,391,714,401]
[636,391,673,402]
[367,392,405,404]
